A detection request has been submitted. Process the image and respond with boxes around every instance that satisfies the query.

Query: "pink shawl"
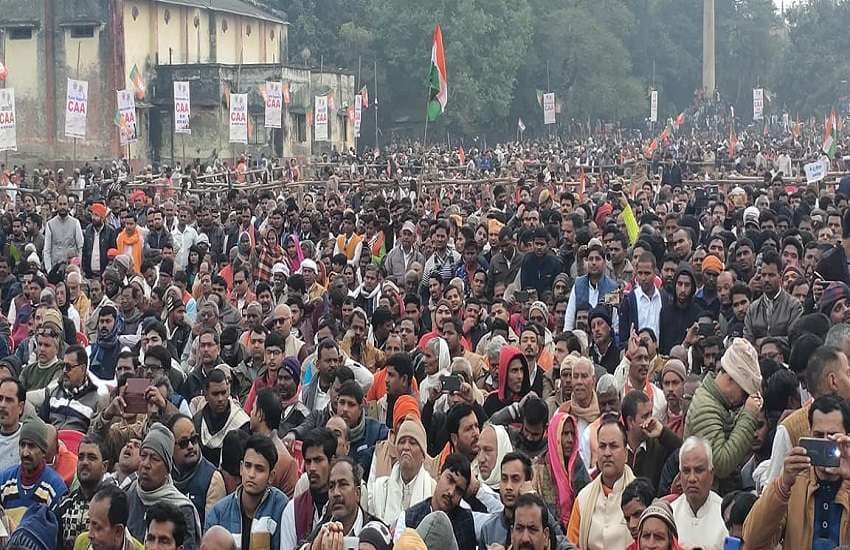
[548,411,581,522]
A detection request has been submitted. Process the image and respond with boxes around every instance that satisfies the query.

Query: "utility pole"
[702,0,716,95]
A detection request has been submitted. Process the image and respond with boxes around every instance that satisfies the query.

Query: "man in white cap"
[684,337,763,493]
[384,221,425,287]
[301,259,326,302]
[271,262,288,304]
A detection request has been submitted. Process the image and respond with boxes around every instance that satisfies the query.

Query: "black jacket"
[82,223,117,278]
[659,264,701,354]
[519,252,562,298]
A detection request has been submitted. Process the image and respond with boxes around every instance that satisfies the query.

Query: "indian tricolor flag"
[823,110,838,158]
[426,24,448,122]
[129,64,146,100]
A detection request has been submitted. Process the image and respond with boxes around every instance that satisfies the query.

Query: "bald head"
[201,526,236,550]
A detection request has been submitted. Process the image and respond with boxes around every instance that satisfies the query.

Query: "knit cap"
[21,416,49,453]
[588,305,612,328]
[142,422,175,471]
[280,357,301,384]
[638,499,678,538]
[662,359,687,382]
[416,511,458,550]
[720,338,762,396]
[701,254,724,274]
[397,419,427,454]
[359,522,392,550]
[39,308,63,334]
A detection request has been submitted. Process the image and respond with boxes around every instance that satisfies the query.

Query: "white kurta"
[671,491,729,550]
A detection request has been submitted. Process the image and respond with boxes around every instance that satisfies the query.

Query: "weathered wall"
[153,64,354,164]
[0,0,120,166]
[0,0,310,167]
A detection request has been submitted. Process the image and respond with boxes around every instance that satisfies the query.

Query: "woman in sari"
[533,410,590,530]
[418,336,450,408]
[282,233,304,276]
[256,227,284,283]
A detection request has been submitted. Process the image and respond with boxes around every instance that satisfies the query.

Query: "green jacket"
[684,374,758,492]
[75,530,144,550]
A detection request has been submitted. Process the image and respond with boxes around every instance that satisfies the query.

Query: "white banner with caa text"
[117,89,137,146]
[753,88,764,121]
[64,79,88,139]
[229,93,248,144]
[314,95,329,141]
[265,81,282,128]
[174,81,191,134]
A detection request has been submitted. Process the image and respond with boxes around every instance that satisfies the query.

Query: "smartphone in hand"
[124,378,152,415]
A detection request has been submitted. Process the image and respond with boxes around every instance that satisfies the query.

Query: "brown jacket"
[743,470,850,549]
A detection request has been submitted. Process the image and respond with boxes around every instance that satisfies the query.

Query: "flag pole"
[423,90,430,146]
[374,60,379,152]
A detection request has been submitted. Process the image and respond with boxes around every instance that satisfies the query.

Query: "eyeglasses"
[176,434,200,449]
[63,362,82,371]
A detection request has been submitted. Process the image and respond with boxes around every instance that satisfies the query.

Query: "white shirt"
[764,424,792,490]
[634,285,663,339]
[172,223,199,271]
[671,491,728,550]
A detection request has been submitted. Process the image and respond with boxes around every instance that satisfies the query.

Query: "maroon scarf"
[294,489,315,541]
[20,460,45,487]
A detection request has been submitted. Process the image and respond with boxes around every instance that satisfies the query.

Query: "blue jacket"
[574,274,619,311]
[205,486,289,550]
[352,417,389,481]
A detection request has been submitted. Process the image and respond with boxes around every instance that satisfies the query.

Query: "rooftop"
[157,0,286,24]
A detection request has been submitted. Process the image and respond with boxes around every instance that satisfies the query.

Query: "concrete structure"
[702,0,716,95]
[0,0,354,167]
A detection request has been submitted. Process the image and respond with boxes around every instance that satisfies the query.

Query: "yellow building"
[0,0,354,166]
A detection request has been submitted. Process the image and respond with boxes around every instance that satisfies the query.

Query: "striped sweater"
[0,463,67,521]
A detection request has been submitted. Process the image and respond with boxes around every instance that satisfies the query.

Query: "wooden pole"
[374,60,379,152]
[73,42,81,170]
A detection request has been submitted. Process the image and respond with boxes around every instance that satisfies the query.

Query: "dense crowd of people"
[0,126,847,550]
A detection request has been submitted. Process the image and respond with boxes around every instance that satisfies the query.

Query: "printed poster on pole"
[265,81,282,129]
[543,93,556,125]
[174,81,191,134]
[650,90,658,123]
[315,95,329,141]
[117,89,137,146]
[64,79,88,139]
[753,88,764,121]
[229,93,248,144]
[354,94,362,137]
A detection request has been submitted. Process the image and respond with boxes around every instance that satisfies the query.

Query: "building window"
[8,28,32,40]
[251,115,265,145]
[221,19,228,33]
[294,114,307,143]
[245,24,251,37]
[269,30,275,41]
[163,9,171,24]
[69,25,95,38]
[132,6,139,20]
[341,115,348,141]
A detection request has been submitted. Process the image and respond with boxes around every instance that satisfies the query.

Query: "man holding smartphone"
[744,395,850,549]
